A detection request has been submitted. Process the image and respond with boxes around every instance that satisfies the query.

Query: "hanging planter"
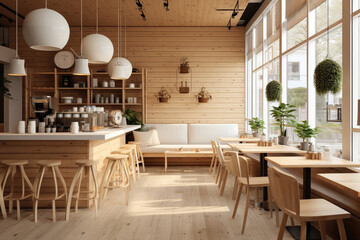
[155,87,171,103]
[179,57,190,73]
[314,59,342,96]
[265,80,282,102]
[196,87,212,103]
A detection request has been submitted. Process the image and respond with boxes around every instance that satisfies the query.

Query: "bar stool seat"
[66,160,98,221]
[100,154,130,205]
[128,141,145,172]
[1,160,33,220]
[33,160,67,223]
[112,149,137,183]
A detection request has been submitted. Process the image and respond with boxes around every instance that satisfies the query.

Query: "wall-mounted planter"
[179,86,190,93]
[198,97,209,103]
[180,65,190,73]
[159,97,170,103]
[155,87,171,103]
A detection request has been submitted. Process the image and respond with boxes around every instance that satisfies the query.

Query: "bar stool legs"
[66,160,98,221]
[33,161,67,223]
[1,160,33,220]
[129,141,145,173]
[100,154,130,205]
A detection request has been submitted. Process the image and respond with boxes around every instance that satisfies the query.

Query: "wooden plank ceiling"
[0,0,251,27]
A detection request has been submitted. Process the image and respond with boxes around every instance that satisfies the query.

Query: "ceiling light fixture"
[22,0,70,51]
[163,0,169,11]
[73,0,90,76]
[225,0,244,30]
[82,0,114,64]
[108,0,132,80]
[227,19,231,30]
[140,10,146,21]
[8,0,26,76]
[135,0,143,10]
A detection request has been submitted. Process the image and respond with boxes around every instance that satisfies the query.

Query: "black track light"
[135,0,142,9]
[141,11,146,21]
[231,11,238,18]
[227,19,231,30]
[163,0,169,11]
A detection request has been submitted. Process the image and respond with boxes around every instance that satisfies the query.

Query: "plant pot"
[252,132,261,138]
[179,87,190,94]
[300,142,309,150]
[198,97,209,103]
[278,136,289,145]
[180,65,190,73]
[159,97,169,103]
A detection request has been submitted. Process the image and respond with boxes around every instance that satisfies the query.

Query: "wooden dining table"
[219,137,260,143]
[265,156,360,240]
[317,173,360,198]
[228,144,306,208]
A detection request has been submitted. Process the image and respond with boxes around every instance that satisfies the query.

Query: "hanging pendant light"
[108,0,132,79]
[73,0,90,76]
[9,0,26,76]
[82,0,113,64]
[22,0,70,51]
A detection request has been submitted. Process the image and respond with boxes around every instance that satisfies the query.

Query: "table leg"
[259,153,269,210]
[164,154,168,173]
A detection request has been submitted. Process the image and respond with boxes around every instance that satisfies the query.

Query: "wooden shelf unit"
[26,68,147,122]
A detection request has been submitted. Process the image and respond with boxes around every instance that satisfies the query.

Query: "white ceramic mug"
[127,97,133,103]
[46,127,51,133]
[27,120,36,134]
[102,81,109,88]
[92,78,98,88]
[133,97,137,104]
[39,122,46,133]
[129,83,135,88]
[73,107,78,112]
[79,107,85,112]
[71,122,79,134]
[51,127,57,133]
[77,98,82,104]
[18,121,25,134]
[110,80,115,88]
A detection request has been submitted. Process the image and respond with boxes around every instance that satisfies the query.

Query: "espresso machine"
[31,96,56,122]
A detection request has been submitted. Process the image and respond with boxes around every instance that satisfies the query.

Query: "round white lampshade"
[8,59,27,76]
[82,34,114,64]
[22,8,70,51]
[73,59,90,76]
[108,57,132,79]
[111,66,128,80]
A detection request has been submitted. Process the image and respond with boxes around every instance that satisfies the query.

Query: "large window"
[285,0,307,50]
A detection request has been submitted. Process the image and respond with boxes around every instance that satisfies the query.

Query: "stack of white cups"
[18,121,26,134]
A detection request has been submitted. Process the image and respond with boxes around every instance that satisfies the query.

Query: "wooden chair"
[66,160,99,221]
[232,156,272,234]
[1,160,33,220]
[209,140,218,175]
[268,167,350,240]
[33,160,67,223]
[128,141,145,173]
[100,154,130,205]
[216,143,233,196]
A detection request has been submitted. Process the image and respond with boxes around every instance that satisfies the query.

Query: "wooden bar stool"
[128,141,145,172]
[33,160,67,223]
[100,154,130,205]
[111,149,136,183]
[119,145,140,177]
[1,160,33,220]
[66,160,98,221]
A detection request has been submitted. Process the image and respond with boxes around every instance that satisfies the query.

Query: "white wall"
[0,45,22,133]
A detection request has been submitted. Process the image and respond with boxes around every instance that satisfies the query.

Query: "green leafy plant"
[123,109,144,131]
[0,75,12,99]
[270,103,296,137]
[314,59,342,95]
[248,117,265,133]
[266,80,282,102]
[294,120,319,142]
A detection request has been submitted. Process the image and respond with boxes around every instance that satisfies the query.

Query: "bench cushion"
[188,124,239,144]
[144,124,188,144]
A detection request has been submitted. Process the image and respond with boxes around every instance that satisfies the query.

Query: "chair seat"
[120,145,137,149]
[238,176,269,187]
[107,154,129,161]
[112,149,132,154]
[128,141,141,145]
[75,160,97,166]
[1,160,29,166]
[37,160,61,167]
[299,199,350,221]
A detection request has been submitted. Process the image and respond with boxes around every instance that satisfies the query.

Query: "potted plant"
[196,87,212,103]
[270,103,296,145]
[0,75,12,99]
[180,57,190,73]
[123,109,144,142]
[294,121,319,150]
[155,87,171,103]
[265,80,282,102]
[248,117,265,138]
[314,59,342,95]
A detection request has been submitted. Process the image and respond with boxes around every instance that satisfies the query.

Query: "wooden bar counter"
[0,126,140,208]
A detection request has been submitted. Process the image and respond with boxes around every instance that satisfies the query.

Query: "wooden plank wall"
[11,26,245,131]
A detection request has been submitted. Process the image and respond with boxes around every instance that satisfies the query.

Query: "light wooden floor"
[0,166,294,240]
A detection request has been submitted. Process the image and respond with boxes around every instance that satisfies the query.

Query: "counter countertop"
[0,125,141,141]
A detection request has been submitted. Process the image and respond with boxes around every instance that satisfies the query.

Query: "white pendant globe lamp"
[22,0,70,51]
[73,0,90,76]
[82,0,114,64]
[8,0,26,76]
[108,0,132,80]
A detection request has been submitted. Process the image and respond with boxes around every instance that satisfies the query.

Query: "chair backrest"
[216,142,226,165]
[211,140,218,155]
[239,156,250,185]
[227,151,241,177]
[268,167,300,217]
